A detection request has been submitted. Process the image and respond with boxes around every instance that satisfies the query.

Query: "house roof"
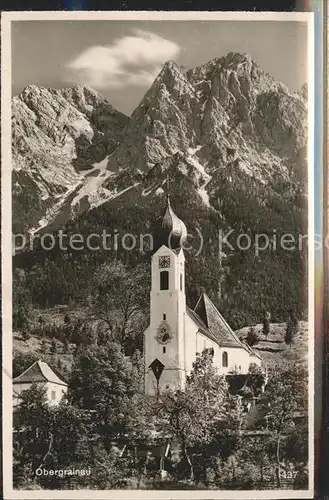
[190,292,252,352]
[13,360,68,387]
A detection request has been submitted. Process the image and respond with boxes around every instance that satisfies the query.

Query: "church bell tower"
[144,195,188,396]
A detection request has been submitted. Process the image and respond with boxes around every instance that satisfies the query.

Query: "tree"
[63,337,70,353]
[64,313,71,324]
[258,364,308,488]
[46,403,122,489]
[89,261,150,349]
[13,269,32,331]
[285,312,298,348]
[119,392,156,450]
[262,311,271,340]
[13,384,52,487]
[158,350,232,482]
[13,353,38,378]
[217,435,272,489]
[13,385,131,489]
[57,358,63,372]
[290,311,299,331]
[285,319,294,348]
[245,363,266,397]
[50,338,57,354]
[38,315,45,326]
[21,324,31,341]
[246,327,259,347]
[40,339,48,354]
[68,342,145,447]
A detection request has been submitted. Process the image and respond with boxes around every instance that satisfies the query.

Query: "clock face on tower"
[156,321,172,344]
[158,256,170,268]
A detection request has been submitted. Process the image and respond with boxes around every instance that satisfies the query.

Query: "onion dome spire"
[155,177,187,251]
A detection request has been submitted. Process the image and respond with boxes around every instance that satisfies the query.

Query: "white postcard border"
[1,10,315,500]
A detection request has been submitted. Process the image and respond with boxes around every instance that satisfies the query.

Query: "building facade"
[13,359,68,405]
[144,197,261,396]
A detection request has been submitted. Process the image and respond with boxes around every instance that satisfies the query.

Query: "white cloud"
[65,29,181,90]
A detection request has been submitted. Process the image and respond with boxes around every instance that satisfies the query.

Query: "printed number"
[279,470,297,479]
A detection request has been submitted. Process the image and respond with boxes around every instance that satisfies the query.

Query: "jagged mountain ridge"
[106,52,306,181]
[12,85,129,232]
[12,51,307,235]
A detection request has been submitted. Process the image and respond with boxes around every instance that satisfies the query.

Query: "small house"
[13,359,68,406]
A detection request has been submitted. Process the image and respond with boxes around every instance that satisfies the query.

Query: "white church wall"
[248,353,262,368]
[184,314,198,374]
[215,347,259,374]
[195,332,253,375]
[195,332,217,358]
[184,317,221,375]
[145,367,186,396]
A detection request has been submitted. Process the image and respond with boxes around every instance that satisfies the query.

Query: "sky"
[11,20,308,116]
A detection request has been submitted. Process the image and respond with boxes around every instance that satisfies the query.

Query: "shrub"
[246,327,259,347]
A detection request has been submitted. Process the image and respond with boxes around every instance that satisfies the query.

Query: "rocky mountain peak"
[222,52,257,75]
[12,84,129,232]
[106,59,197,174]
[56,85,114,113]
[158,59,180,74]
[19,84,43,97]
[136,58,195,106]
[12,52,307,235]
[108,51,306,184]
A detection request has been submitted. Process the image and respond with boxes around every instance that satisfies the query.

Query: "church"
[143,196,261,396]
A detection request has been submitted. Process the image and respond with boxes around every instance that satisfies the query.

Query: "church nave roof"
[189,292,252,352]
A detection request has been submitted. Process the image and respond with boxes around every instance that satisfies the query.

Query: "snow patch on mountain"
[187,145,203,155]
[109,183,141,202]
[186,155,211,183]
[186,155,212,207]
[31,181,83,234]
[71,155,113,210]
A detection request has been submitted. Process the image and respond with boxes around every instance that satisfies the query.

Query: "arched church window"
[160,270,169,290]
[222,351,228,367]
[180,273,183,291]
